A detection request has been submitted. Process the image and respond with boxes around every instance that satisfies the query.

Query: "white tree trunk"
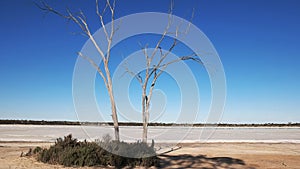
[106,64,120,141]
[142,93,147,142]
[109,93,120,141]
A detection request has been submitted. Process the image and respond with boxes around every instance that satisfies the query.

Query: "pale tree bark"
[37,0,120,141]
[124,4,201,143]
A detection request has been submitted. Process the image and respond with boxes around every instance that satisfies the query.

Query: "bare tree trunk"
[109,91,120,141]
[105,61,120,141]
[145,101,150,142]
[142,93,147,142]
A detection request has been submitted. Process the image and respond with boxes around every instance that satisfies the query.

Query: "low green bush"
[34,134,159,167]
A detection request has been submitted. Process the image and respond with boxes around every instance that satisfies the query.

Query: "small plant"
[32,134,159,167]
[33,146,42,154]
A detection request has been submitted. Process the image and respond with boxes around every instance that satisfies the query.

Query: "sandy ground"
[0,142,299,169]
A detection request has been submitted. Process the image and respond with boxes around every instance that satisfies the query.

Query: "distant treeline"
[0,119,299,127]
[0,119,81,125]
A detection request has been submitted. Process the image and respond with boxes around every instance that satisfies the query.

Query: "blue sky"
[0,0,299,123]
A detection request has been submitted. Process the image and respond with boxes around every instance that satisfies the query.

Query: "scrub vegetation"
[28,134,159,168]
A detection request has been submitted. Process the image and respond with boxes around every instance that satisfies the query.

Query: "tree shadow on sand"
[159,154,256,169]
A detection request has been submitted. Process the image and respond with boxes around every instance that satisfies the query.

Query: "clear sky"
[0,0,299,123]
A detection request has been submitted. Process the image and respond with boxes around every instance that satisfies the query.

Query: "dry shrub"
[35,134,159,167]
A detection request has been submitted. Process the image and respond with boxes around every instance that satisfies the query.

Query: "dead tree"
[36,0,120,141]
[124,4,202,143]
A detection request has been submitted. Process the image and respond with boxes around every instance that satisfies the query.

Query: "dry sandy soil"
[0,142,299,169]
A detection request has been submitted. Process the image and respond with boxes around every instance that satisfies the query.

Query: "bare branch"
[35,1,69,19]
[77,52,109,90]
[37,1,107,61]
[158,53,202,70]
[138,42,149,61]
[96,0,110,42]
[149,15,172,63]
[159,39,177,64]
[121,61,143,85]
[147,6,196,80]
[158,46,163,57]
[148,0,174,64]
[77,13,90,33]
[106,0,114,13]
[148,53,202,103]
[126,70,143,85]
[185,8,195,35]
[69,31,88,37]
[147,38,177,79]
[106,0,116,61]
